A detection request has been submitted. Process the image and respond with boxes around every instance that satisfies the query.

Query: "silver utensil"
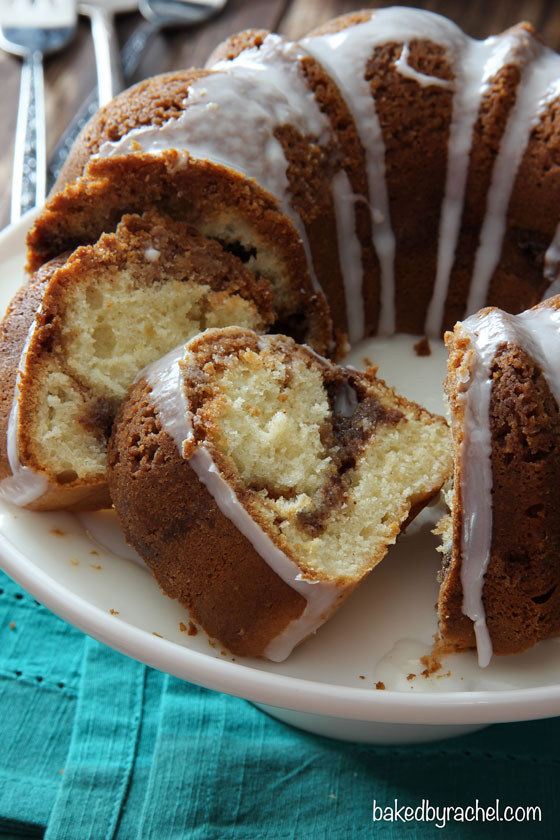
[78,0,136,105]
[0,0,77,220]
[48,0,227,189]
[139,0,225,28]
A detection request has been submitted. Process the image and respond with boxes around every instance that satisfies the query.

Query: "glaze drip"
[143,341,340,663]
[96,7,560,343]
[0,319,49,506]
[457,301,560,667]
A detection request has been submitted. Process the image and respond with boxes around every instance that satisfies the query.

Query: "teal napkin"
[1,568,558,839]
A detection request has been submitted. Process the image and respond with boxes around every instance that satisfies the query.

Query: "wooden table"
[1,0,559,231]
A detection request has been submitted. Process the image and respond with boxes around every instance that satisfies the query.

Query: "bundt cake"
[0,211,275,509]
[107,327,452,660]
[0,6,558,664]
[437,295,560,666]
[25,6,560,345]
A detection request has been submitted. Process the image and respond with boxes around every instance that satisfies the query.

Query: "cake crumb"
[9,621,15,630]
[153,632,163,638]
[413,337,431,356]
[90,564,103,570]
[363,356,373,367]
[109,609,119,615]
[179,620,197,636]
[420,652,443,676]
[359,675,365,680]
[375,681,386,690]
[70,558,79,566]
[406,673,416,680]
[90,550,99,556]
[50,527,66,537]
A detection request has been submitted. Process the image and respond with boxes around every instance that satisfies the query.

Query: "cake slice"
[0,211,275,510]
[437,296,560,665]
[108,327,452,660]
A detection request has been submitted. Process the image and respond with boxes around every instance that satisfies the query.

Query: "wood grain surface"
[0,0,559,230]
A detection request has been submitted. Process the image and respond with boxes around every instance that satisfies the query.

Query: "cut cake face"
[0,211,275,510]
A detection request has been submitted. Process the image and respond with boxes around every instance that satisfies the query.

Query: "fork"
[47,0,228,189]
[78,0,137,106]
[0,0,77,221]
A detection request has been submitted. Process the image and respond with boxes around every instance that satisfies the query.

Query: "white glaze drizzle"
[143,341,340,662]
[99,34,334,296]
[95,8,560,341]
[424,29,534,336]
[302,8,524,336]
[393,42,454,89]
[303,8,559,336]
[457,300,560,667]
[214,34,370,342]
[516,303,560,404]
[0,317,48,506]
[211,34,368,326]
[466,49,560,316]
[331,170,366,342]
[302,15,397,335]
[210,33,329,141]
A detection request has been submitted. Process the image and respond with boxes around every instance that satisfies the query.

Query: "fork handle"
[48,20,157,191]
[11,49,46,223]
[85,5,124,105]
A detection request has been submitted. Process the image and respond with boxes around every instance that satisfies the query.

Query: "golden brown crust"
[33,152,287,269]
[306,10,374,37]
[52,70,212,193]
[205,28,270,66]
